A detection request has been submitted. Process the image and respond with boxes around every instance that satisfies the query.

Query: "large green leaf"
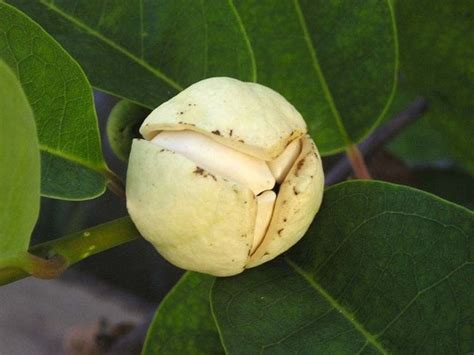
[385,80,453,165]
[9,0,397,155]
[212,181,474,353]
[0,60,40,257]
[0,3,107,200]
[143,272,223,355]
[388,116,453,165]
[394,1,474,174]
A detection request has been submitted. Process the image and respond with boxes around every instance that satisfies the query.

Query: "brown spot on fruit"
[193,166,217,181]
[278,228,284,236]
[229,129,233,136]
[293,186,299,195]
[179,122,196,126]
[295,158,305,176]
[194,167,205,176]
[211,130,221,136]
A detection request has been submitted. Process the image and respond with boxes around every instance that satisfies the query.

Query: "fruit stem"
[0,217,140,286]
[104,168,126,199]
[346,144,372,179]
[326,98,428,185]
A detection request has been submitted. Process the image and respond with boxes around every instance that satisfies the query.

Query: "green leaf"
[395,1,474,174]
[0,60,40,257]
[212,181,474,353]
[8,0,398,155]
[0,3,107,200]
[143,272,224,355]
[388,116,452,165]
[106,100,149,162]
[385,81,453,165]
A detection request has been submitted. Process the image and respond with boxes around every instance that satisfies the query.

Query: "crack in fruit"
[150,129,303,257]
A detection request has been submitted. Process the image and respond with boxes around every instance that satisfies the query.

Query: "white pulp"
[252,190,276,253]
[267,139,301,183]
[151,130,301,257]
[152,130,275,195]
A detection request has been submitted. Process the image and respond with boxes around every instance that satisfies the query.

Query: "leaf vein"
[39,144,105,174]
[292,0,351,145]
[376,261,472,338]
[227,0,257,82]
[285,257,388,354]
[38,0,184,91]
[260,308,352,353]
[139,0,144,59]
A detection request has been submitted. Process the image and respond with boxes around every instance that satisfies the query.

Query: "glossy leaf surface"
[143,272,223,355]
[385,81,452,165]
[0,60,40,257]
[212,181,474,353]
[395,1,474,174]
[9,0,397,155]
[0,3,107,199]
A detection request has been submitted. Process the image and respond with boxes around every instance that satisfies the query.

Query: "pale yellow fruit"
[126,77,324,276]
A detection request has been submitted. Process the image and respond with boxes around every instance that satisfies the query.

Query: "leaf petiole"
[346,144,372,179]
[103,167,126,199]
[0,217,140,286]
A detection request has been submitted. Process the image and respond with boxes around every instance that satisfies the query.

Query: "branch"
[103,168,126,199]
[346,144,372,179]
[0,217,140,286]
[326,97,428,186]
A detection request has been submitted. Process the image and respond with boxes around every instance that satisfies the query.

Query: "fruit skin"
[127,139,257,276]
[126,77,324,276]
[140,77,307,161]
[247,134,324,268]
[106,100,149,161]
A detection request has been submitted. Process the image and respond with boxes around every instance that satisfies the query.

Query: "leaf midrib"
[285,255,473,353]
[292,0,351,145]
[227,0,257,82]
[284,257,388,354]
[38,0,354,147]
[38,0,184,91]
[39,144,105,174]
